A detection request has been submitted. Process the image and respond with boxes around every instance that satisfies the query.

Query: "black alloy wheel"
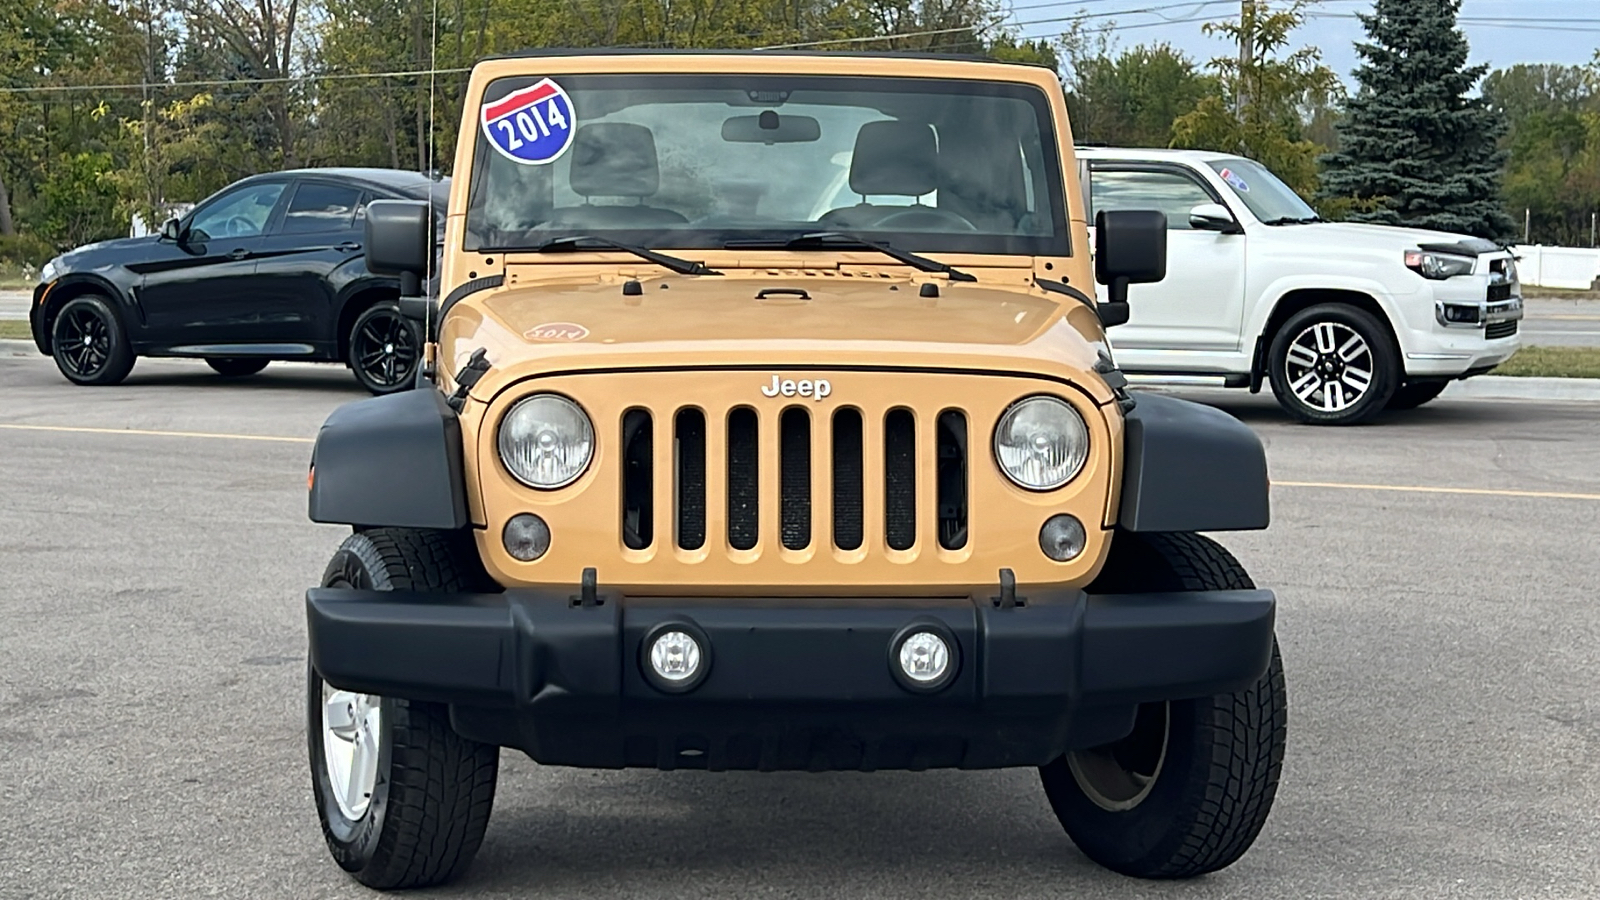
[50,295,136,386]
[348,303,419,395]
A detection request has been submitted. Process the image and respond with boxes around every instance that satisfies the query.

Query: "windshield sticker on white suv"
[1219,168,1250,193]
[482,78,576,165]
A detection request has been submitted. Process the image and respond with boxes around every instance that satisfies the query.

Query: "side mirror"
[365,199,432,302]
[1094,209,1168,329]
[1189,203,1241,233]
[160,218,182,242]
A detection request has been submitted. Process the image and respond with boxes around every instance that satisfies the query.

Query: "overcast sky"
[1009,0,1600,85]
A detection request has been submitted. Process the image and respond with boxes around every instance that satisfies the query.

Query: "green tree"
[1318,0,1516,240]
[1168,0,1337,197]
[1482,63,1598,135]
[1059,23,1217,148]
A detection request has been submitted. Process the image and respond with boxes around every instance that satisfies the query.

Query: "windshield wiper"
[725,232,976,282]
[530,235,721,276]
[1261,216,1322,226]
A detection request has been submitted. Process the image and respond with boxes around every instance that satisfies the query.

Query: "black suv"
[30,168,447,393]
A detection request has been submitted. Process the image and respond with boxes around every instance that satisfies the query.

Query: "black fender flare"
[308,389,470,529]
[35,273,131,352]
[1118,392,1270,532]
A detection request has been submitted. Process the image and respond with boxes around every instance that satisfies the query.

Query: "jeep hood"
[445,273,1114,402]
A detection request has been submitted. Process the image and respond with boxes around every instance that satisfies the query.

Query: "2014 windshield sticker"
[1219,168,1250,193]
[482,79,575,165]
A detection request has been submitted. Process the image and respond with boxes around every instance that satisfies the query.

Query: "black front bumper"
[307,585,1274,771]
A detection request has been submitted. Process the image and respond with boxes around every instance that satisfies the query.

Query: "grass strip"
[0,320,31,340]
[1495,346,1600,379]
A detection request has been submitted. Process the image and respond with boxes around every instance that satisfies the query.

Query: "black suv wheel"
[348,303,420,395]
[50,295,136,386]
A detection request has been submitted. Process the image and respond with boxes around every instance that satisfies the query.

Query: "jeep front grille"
[482,369,1117,590]
[620,404,968,556]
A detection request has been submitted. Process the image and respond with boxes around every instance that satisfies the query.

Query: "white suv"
[1076,148,1523,424]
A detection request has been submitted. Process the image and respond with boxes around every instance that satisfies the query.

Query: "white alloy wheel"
[321,684,383,820]
[1282,320,1374,413]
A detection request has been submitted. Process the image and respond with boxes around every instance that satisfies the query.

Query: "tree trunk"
[0,169,15,236]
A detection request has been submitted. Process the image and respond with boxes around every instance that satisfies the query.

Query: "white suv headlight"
[498,394,594,489]
[994,396,1089,491]
[1404,250,1474,280]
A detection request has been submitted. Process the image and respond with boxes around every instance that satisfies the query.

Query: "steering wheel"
[223,215,257,237]
[872,207,977,232]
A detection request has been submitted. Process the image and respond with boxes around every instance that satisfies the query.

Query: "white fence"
[1513,245,1600,290]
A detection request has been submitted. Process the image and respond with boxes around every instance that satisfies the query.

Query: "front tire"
[348,303,420,395]
[310,529,498,890]
[1267,303,1398,425]
[50,295,135,386]
[206,357,269,377]
[1040,532,1287,879]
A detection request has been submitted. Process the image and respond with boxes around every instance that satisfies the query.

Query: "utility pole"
[1236,0,1255,119]
[141,0,157,217]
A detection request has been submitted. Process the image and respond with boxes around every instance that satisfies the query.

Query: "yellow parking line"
[0,423,312,444]
[1276,480,1600,502]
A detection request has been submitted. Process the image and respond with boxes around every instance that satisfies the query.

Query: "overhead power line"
[4,3,1598,97]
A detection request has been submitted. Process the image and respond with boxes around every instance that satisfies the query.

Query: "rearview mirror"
[1094,209,1168,328]
[1189,203,1241,233]
[722,111,821,144]
[160,218,182,242]
[365,200,431,300]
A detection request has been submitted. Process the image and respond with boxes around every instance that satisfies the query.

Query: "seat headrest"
[938,128,1027,218]
[569,123,661,198]
[849,121,938,197]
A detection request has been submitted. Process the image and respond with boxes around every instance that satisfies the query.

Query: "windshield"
[1207,158,1318,223]
[465,74,1069,256]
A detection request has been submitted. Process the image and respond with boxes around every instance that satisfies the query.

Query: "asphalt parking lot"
[2,355,1598,900]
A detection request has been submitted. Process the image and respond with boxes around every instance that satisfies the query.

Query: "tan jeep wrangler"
[304,49,1285,890]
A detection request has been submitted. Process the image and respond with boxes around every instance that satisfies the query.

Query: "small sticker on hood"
[524,322,589,342]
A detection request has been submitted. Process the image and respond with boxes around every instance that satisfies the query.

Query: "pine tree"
[1319,0,1517,241]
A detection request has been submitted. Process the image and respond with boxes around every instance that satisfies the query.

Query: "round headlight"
[994,396,1089,491]
[497,394,594,489]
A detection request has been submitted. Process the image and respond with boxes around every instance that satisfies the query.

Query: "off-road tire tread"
[1047,531,1287,879]
[355,699,498,889]
[1134,533,1285,878]
[316,527,499,890]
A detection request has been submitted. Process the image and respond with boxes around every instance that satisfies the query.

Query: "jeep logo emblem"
[761,375,832,401]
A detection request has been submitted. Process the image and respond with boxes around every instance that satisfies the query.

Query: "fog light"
[503,513,550,561]
[650,632,701,681]
[1039,514,1087,562]
[898,632,950,684]
[642,625,709,692]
